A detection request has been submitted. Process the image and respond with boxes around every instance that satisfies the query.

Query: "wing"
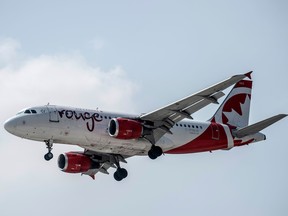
[140,72,252,144]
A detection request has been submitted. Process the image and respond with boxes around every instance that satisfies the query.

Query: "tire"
[47,152,53,159]
[154,146,163,157]
[44,153,50,161]
[44,152,53,161]
[148,150,157,160]
[114,171,123,181]
[118,168,128,179]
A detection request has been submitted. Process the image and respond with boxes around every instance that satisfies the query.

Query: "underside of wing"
[83,150,132,179]
[59,149,131,180]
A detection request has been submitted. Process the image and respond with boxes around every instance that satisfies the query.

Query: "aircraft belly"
[83,137,150,156]
[80,124,150,155]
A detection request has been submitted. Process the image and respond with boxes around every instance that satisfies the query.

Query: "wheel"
[154,146,163,157]
[148,149,157,160]
[44,152,53,161]
[113,171,123,181]
[118,168,128,179]
[47,152,53,159]
[44,153,50,161]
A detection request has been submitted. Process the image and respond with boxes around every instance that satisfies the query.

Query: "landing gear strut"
[112,155,128,181]
[148,145,163,160]
[44,139,53,161]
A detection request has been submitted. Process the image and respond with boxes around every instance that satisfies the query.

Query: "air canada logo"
[222,94,251,127]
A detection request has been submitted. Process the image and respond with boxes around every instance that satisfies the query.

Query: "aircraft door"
[47,106,59,122]
[211,123,219,140]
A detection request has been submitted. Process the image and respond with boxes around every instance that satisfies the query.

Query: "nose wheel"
[44,152,53,161]
[44,139,53,161]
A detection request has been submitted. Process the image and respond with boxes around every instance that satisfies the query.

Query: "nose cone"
[4,118,18,134]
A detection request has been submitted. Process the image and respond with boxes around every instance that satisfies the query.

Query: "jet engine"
[58,152,100,173]
[108,117,143,139]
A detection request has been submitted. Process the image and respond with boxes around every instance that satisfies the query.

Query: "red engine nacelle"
[58,152,100,173]
[108,117,143,139]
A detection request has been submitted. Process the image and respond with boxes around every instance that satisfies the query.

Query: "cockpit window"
[23,109,37,114]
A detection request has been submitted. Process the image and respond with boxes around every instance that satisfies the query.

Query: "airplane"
[4,72,287,181]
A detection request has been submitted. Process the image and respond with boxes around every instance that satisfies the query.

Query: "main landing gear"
[148,145,163,160]
[44,139,53,161]
[112,155,128,181]
[113,145,162,181]
[114,168,128,182]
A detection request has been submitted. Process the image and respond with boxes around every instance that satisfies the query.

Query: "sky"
[0,0,288,215]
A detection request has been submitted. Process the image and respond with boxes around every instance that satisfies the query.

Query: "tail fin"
[210,78,252,128]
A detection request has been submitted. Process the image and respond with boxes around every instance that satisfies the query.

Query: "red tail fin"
[210,79,252,128]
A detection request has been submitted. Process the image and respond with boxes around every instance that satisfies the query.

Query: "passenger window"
[184,124,186,127]
[109,117,111,119]
[176,124,178,126]
[104,116,107,119]
[200,126,202,129]
[188,125,190,128]
[24,110,31,114]
[192,125,194,128]
[180,124,182,127]
[196,126,199,129]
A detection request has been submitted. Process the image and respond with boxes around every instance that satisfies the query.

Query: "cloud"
[0,38,21,66]
[0,38,139,183]
[0,40,138,115]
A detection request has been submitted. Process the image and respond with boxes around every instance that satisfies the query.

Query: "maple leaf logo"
[222,94,251,127]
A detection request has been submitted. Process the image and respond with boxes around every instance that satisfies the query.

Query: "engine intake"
[108,118,143,139]
[58,152,100,173]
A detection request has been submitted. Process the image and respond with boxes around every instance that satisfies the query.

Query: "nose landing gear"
[44,139,53,161]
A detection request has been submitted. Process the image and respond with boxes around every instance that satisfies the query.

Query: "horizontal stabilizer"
[233,114,287,138]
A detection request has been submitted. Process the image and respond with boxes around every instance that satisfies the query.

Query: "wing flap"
[167,91,225,122]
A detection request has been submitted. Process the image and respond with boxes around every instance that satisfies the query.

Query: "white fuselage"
[4,105,264,156]
[4,105,208,154]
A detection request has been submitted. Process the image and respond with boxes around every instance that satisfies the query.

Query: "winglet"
[245,71,253,79]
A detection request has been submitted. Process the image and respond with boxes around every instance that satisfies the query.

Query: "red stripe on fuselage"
[166,123,228,154]
[234,138,254,146]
